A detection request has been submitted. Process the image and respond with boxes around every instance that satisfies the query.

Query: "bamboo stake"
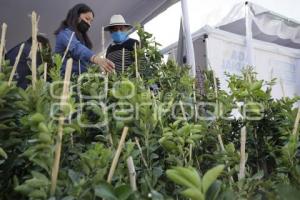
[0,23,7,72]
[151,91,158,122]
[62,32,75,64]
[179,100,188,121]
[108,134,114,146]
[107,127,129,183]
[101,26,105,52]
[238,126,247,180]
[134,43,139,79]
[135,137,149,169]
[78,59,81,75]
[127,156,137,191]
[217,134,225,151]
[51,58,73,195]
[122,48,125,74]
[193,83,198,122]
[292,102,300,136]
[31,11,38,89]
[212,70,220,116]
[43,63,47,81]
[8,43,25,86]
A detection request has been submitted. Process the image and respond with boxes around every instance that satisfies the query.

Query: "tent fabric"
[162,1,300,64]
[0,0,179,52]
[217,1,300,49]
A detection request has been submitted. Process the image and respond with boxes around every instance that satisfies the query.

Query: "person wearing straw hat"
[104,14,139,73]
[55,4,115,75]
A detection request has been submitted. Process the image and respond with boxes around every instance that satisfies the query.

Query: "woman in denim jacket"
[55,3,114,75]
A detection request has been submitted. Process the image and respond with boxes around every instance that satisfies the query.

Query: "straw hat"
[104,14,133,31]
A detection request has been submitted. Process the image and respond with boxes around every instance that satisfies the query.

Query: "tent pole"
[180,0,196,77]
[245,1,254,66]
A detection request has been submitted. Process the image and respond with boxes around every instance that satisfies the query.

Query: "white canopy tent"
[217,2,300,49]
[0,0,180,52]
[163,1,300,98]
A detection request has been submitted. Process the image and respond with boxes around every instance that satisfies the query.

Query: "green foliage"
[166,165,224,200]
[0,26,299,200]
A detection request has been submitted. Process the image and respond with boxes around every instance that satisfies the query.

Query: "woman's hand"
[91,55,115,73]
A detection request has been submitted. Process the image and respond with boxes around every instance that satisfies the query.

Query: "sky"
[133,0,300,49]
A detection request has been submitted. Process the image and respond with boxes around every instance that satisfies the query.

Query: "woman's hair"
[55,3,94,49]
[26,35,50,48]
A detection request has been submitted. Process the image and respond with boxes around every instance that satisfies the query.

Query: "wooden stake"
[212,70,218,101]
[101,26,105,52]
[0,23,7,72]
[193,83,198,122]
[51,58,73,195]
[62,32,75,64]
[78,60,81,75]
[238,126,247,180]
[217,132,234,183]
[127,156,137,191]
[31,11,38,89]
[217,134,225,151]
[135,137,149,169]
[179,100,188,121]
[107,127,129,183]
[104,75,108,100]
[44,63,47,81]
[134,43,139,78]
[292,102,300,136]
[122,48,125,74]
[8,43,24,86]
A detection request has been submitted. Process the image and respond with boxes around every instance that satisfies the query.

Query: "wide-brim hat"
[104,14,133,31]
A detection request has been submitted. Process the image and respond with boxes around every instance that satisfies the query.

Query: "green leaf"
[225,143,235,153]
[166,168,196,188]
[38,132,51,143]
[181,188,204,200]
[94,183,118,200]
[175,167,202,188]
[205,180,222,200]
[15,184,32,194]
[38,122,49,133]
[0,147,7,159]
[150,190,164,200]
[202,165,224,194]
[276,184,300,200]
[62,196,75,200]
[0,82,9,97]
[250,80,263,91]
[68,169,81,184]
[115,185,133,200]
[30,113,45,124]
[31,171,49,183]
[64,127,75,134]
[26,177,49,188]
[28,189,47,199]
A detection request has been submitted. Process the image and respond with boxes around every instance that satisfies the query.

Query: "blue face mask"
[111,31,128,43]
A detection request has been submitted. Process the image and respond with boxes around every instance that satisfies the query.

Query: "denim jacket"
[55,28,94,75]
